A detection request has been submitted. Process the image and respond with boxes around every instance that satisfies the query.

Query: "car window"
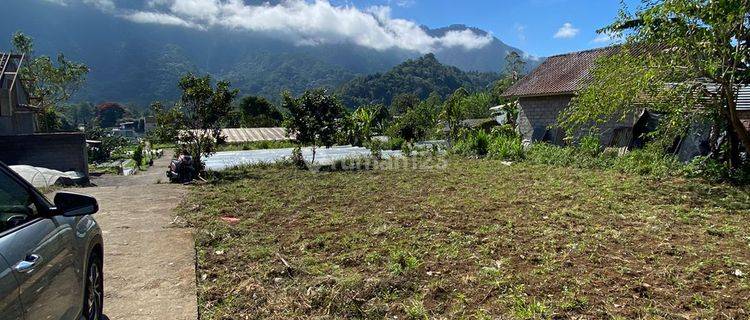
[0,170,38,233]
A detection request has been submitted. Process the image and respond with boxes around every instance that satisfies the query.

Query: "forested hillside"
[338,54,499,108]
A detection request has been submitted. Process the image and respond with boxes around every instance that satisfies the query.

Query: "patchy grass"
[179,158,750,319]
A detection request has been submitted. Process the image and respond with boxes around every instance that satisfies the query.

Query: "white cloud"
[438,29,494,50]
[169,0,221,22]
[515,24,526,42]
[42,0,68,5]
[554,22,579,39]
[393,0,416,8]
[82,0,116,11]
[77,0,493,53]
[122,11,204,29]
[522,52,540,62]
[592,33,611,43]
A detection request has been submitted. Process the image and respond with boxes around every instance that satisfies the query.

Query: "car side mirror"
[54,192,99,217]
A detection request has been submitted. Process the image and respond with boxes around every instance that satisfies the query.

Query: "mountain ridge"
[0,0,541,106]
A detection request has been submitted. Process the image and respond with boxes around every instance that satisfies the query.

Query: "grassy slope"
[180,159,750,319]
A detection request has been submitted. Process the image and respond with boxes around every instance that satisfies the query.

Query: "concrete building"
[501,46,750,148]
[0,53,37,135]
[0,52,89,180]
[501,47,635,146]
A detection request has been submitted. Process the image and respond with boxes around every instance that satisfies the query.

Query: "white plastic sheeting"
[10,165,86,188]
[203,146,403,171]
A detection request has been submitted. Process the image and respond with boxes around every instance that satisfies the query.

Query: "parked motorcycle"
[166,154,196,183]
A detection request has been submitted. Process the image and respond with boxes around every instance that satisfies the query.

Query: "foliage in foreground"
[151,73,239,172]
[566,0,750,169]
[451,127,750,183]
[181,159,750,319]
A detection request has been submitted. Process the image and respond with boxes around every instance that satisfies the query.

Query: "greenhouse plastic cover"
[10,165,87,188]
[203,146,403,171]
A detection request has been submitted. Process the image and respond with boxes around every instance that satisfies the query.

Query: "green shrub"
[401,142,413,157]
[611,148,679,176]
[453,128,525,160]
[684,156,750,184]
[577,134,602,157]
[471,130,491,156]
[490,124,517,138]
[86,127,129,163]
[525,143,578,167]
[368,139,383,160]
[488,134,524,161]
[384,136,405,150]
[132,143,144,167]
[291,146,306,169]
[219,140,297,152]
[452,128,747,182]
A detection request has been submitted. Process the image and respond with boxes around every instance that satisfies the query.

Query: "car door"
[0,253,23,320]
[0,167,83,319]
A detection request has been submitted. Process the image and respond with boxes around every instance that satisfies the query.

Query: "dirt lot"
[182,159,750,319]
[82,153,197,319]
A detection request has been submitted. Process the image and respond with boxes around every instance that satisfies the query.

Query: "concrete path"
[83,153,197,319]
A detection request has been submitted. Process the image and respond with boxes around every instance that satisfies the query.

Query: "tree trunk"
[725,86,750,167]
[727,121,741,168]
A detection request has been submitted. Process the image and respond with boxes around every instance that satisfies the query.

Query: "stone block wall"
[517,95,572,143]
[517,95,636,145]
[0,133,89,177]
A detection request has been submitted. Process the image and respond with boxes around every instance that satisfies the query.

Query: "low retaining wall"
[0,133,89,179]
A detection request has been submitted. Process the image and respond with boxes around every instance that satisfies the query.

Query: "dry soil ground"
[82,153,197,319]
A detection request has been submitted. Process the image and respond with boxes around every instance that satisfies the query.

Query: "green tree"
[491,52,527,102]
[389,92,442,142]
[441,87,469,144]
[390,93,421,116]
[85,126,128,163]
[282,89,345,164]
[370,104,391,134]
[342,106,376,146]
[566,0,750,168]
[132,143,144,168]
[96,103,129,128]
[11,32,89,132]
[237,95,283,127]
[460,92,494,119]
[62,102,95,128]
[489,52,526,129]
[505,51,526,82]
[152,74,238,173]
[149,102,183,143]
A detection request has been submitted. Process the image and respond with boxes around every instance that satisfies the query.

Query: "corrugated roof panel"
[186,127,292,143]
[738,85,750,110]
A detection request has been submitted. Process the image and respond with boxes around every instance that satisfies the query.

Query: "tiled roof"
[501,46,619,98]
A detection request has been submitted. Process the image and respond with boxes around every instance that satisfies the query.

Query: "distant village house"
[501,46,750,155]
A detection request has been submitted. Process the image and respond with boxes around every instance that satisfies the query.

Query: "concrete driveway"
[82,153,197,319]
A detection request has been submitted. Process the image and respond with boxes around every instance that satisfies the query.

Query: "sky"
[338,0,643,57]
[41,0,644,57]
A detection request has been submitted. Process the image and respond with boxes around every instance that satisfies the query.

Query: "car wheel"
[83,252,103,320]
